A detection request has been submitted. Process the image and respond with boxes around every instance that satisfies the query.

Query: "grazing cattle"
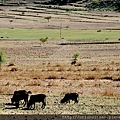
[60,93,79,104]
[11,90,32,108]
[27,94,46,109]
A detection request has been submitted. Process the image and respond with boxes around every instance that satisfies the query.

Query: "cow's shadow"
[4,107,18,110]
[5,103,15,106]
[21,107,34,110]
[4,103,32,110]
[4,103,18,109]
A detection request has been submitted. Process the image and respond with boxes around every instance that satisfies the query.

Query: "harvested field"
[0,6,120,30]
[0,5,120,115]
[0,39,120,114]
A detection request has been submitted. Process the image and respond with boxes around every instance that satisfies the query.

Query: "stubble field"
[0,5,120,115]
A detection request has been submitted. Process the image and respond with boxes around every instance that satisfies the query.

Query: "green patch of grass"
[63,29,120,41]
[0,28,119,41]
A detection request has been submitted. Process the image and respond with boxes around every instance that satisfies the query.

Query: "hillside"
[0,0,120,12]
[46,0,120,11]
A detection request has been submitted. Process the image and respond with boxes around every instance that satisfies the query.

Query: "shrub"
[0,50,6,71]
[79,83,84,87]
[39,37,48,45]
[22,11,25,15]
[97,30,101,32]
[77,62,82,66]
[9,19,13,22]
[47,74,58,79]
[47,81,58,87]
[10,67,18,72]
[44,16,51,22]
[27,81,41,86]
[8,63,15,67]
[71,51,80,66]
[85,74,95,80]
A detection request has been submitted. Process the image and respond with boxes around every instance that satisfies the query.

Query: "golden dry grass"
[1,61,120,81]
[0,61,120,96]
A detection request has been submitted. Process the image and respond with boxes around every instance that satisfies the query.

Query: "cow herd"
[9,90,79,109]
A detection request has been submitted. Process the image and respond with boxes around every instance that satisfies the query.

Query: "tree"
[71,51,80,65]
[44,16,51,22]
[1,0,7,4]
[86,0,120,11]
[39,37,48,46]
[0,50,6,71]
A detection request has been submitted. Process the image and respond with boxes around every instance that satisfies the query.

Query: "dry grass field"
[0,5,120,114]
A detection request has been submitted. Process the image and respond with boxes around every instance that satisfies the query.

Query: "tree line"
[86,0,120,12]
[46,0,120,11]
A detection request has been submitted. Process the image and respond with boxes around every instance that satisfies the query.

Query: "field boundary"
[0,38,39,41]
[60,41,120,45]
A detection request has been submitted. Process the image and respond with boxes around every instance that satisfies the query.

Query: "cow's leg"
[29,104,32,109]
[74,98,79,103]
[29,105,32,109]
[16,101,19,108]
[41,101,46,109]
[66,100,70,104]
[33,103,35,109]
[41,103,44,109]
[23,99,28,107]
[11,98,14,104]
[25,95,28,107]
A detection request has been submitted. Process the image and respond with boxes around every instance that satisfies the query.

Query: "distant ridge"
[0,0,119,12]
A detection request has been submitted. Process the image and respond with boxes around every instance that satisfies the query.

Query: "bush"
[40,37,48,43]
[71,51,80,65]
[0,50,6,71]
[44,16,51,22]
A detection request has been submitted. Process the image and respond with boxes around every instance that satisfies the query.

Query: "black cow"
[60,93,79,104]
[11,90,32,108]
[27,94,46,109]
